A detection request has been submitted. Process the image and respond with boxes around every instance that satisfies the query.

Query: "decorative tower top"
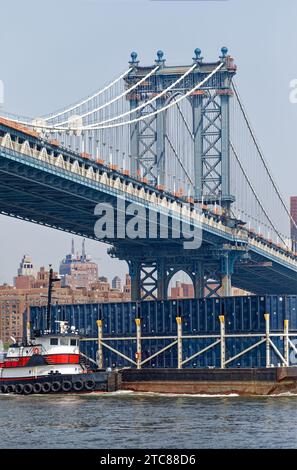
[129,51,139,66]
[193,48,203,64]
[155,50,166,65]
[220,46,229,60]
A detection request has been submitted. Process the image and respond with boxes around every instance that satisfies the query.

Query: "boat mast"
[46,265,60,333]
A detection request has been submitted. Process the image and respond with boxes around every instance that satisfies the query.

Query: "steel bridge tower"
[125,47,236,210]
[112,48,247,301]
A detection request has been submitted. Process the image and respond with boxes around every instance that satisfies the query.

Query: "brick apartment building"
[0,246,131,345]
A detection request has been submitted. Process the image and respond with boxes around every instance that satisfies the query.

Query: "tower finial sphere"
[130,51,138,62]
[157,50,164,60]
[194,48,201,58]
[221,46,228,57]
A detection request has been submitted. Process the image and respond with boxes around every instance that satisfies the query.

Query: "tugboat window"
[60,338,69,346]
[50,338,58,346]
[70,339,77,346]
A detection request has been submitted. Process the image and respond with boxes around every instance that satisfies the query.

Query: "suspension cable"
[85,64,197,128]
[232,81,297,232]
[174,98,194,140]
[80,62,224,131]
[166,135,194,188]
[44,68,133,122]
[0,62,223,132]
[230,139,288,247]
[57,66,160,126]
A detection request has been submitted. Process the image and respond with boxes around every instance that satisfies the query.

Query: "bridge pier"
[113,243,247,302]
[128,260,141,301]
[157,258,167,300]
[219,246,246,297]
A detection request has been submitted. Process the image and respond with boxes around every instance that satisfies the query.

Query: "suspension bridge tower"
[125,47,237,214]
[110,48,248,301]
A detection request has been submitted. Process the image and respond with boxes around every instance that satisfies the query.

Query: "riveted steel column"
[219,315,225,368]
[264,313,270,368]
[176,316,183,369]
[193,262,205,298]
[192,93,203,201]
[221,92,231,214]
[96,319,103,369]
[129,260,141,302]
[130,98,139,178]
[156,96,166,187]
[220,252,232,297]
[157,258,167,300]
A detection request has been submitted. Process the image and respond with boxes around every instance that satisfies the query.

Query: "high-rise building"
[17,254,34,276]
[291,196,297,252]
[14,255,35,289]
[59,239,98,289]
[112,276,122,290]
[0,248,132,344]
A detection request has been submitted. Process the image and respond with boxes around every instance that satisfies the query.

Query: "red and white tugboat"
[0,268,111,395]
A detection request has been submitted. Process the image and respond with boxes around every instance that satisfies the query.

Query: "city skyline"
[1,238,127,287]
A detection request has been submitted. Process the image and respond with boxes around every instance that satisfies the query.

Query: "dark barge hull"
[0,370,119,395]
[119,367,297,396]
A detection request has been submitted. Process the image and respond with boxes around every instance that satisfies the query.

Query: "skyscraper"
[59,239,98,289]
[14,255,35,289]
[17,255,34,276]
[112,276,122,290]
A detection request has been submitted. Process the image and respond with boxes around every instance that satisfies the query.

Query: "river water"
[0,392,297,448]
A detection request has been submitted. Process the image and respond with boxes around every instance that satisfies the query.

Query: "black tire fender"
[61,380,72,392]
[33,383,42,394]
[15,384,24,394]
[41,382,51,393]
[51,381,61,393]
[23,383,33,395]
[73,380,84,391]
[84,379,95,391]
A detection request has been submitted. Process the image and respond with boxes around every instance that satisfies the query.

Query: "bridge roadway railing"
[0,131,296,274]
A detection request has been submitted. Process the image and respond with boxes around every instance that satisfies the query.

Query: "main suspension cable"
[232,81,297,233]
[56,66,160,126]
[230,139,288,247]
[44,68,133,122]
[85,64,197,128]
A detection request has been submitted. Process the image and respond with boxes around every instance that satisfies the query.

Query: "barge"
[119,367,297,396]
[2,269,297,396]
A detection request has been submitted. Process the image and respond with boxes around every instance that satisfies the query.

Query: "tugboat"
[0,267,113,395]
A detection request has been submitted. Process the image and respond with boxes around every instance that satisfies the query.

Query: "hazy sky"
[0,0,296,284]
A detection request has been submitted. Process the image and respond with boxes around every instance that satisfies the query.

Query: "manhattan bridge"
[0,47,296,301]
